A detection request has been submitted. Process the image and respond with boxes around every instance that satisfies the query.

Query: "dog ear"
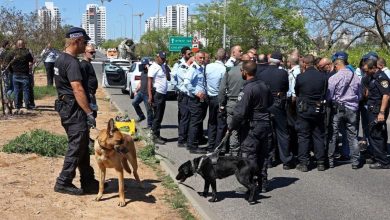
[107,118,115,137]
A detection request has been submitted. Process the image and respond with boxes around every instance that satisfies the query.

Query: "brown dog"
[94,118,141,206]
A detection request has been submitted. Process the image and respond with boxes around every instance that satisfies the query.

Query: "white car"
[122,61,176,99]
[102,59,131,88]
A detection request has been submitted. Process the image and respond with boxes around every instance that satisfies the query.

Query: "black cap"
[157,51,167,59]
[66,27,91,41]
[271,51,283,61]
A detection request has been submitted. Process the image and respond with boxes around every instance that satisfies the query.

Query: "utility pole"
[124,2,134,40]
[134,13,144,42]
[223,0,227,49]
[157,0,160,30]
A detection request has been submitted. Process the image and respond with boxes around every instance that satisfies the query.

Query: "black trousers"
[152,92,166,137]
[44,62,55,86]
[240,121,270,182]
[57,108,94,185]
[286,98,298,156]
[269,104,292,164]
[207,96,227,149]
[187,96,204,148]
[296,114,326,164]
[367,110,390,165]
[178,93,190,144]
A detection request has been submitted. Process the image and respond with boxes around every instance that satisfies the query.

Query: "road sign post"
[169,36,193,52]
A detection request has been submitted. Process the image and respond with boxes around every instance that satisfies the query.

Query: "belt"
[59,94,75,102]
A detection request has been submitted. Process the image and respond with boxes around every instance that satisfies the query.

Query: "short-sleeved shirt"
[364,71,390,106]
[205,60,226,96]
[140,68,148,94]
[80,60,98,95]
[54,52,89,100]
[148,62,168,94]
[9,48,33,74]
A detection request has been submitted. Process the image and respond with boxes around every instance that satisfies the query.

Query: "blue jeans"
[132,91,153,127]
[13,74,30,109]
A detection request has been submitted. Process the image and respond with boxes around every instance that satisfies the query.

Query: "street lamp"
[157,0,160,30]
[133,13,144,42]
[124,2,134,39]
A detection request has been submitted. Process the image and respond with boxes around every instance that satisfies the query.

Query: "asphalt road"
[92,55,390,220]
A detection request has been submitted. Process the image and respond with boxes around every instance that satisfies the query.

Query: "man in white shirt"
[41,43,59,86]
[378,57,390,79]
[148,51,170,144]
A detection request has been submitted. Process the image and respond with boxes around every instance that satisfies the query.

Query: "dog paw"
[208,197,217,202]
[95,194,102,201]
[118,200,126,207]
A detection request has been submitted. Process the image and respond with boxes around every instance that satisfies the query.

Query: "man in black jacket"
[294,55,328,172]
[80,45,98,117]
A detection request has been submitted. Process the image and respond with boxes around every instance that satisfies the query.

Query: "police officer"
[258,52,293,169]
[228,61,273,195]
[176,56,195,147]
[225,45,242,69]
[218,49,245,156]
[295,55,328,172]
[183,51,207,154]
[80,44,98,118]
[362,58,390,169]
[255,54,269,77]
[205,48,227,152]
[53,27,97,195]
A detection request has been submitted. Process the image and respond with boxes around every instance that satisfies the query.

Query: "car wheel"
[121,88,129,94]
[129,83,134,99]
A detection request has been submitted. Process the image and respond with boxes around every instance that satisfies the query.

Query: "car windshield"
[112,62,130,67]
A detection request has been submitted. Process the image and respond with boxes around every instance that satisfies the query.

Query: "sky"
[1,0,210,41]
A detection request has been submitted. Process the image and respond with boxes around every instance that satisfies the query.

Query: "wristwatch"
[379,111,385,114]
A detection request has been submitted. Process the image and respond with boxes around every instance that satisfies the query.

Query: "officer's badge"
[238,91,244,101]
[54,67,59,75]
[380,80,389,88]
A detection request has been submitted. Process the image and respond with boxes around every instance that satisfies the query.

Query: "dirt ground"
[0,73,193,220]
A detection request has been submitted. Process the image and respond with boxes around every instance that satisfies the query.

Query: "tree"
[302,0,390,52]
[136,29,181,57]
[190,0,311,55]
[100,38,126,49]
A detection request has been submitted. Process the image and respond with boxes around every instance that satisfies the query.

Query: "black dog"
[176,155,259,204]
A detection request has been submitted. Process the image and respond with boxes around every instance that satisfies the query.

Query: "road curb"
[156,155,219,220]
[105,94,217,220]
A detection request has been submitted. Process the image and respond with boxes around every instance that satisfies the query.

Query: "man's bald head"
[230,45,242,60]
[317,57,333,72]
[258,54,267,64]
[16,39,25,49]
[378,57,387,69]
[216,48,226,61]
[241,53,251,61]
[242,61,257,76]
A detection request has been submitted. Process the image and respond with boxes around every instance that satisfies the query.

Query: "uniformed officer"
[362,58,390,169]
[176,56,195,147]
[205,48,227,152]
[183,51,207,154]
[225,45,242,69]
[228,61,273,195]
[218,50,245,156]
[258,52,293,169]
[80,44,98,118]
[53,27,98,195]
[255,54,269,77]
[294,55,328,172]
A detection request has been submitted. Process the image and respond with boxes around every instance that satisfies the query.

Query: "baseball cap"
[66,27,91,41]
[362,51,378,61]
[157,51,167,59]
[332,51,348,62]
[270,51,283,61]
[141,58,150,65]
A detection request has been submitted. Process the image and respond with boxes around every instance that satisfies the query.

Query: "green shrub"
[2,129,68,157]
[34,85,57,100]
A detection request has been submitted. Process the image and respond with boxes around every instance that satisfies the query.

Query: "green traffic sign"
[169,36,193,52]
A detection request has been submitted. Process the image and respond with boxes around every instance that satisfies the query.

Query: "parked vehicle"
[102,59,131,88]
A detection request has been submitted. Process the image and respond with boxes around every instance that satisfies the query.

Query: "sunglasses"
[88,51,96,54]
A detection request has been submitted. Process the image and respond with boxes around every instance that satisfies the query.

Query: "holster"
[368,105,380,114]
[297,100,308,113]
[55,95,77,119]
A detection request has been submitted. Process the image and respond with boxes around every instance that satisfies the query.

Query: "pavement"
[92,53,390,220]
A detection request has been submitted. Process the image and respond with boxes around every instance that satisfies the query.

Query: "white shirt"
[382,67,390,79]
[148,62,168,94]
[225,57,236,68]
[206,60,226,96]
[287,65,300,97]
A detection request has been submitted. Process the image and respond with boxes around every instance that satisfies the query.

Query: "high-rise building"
[82,4,106,45]
[166,4,188,35]
[145,4,188,35]
[38,1,61,30]
[145,16,167,32]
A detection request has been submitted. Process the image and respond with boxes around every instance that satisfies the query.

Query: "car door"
[104,63,126,87]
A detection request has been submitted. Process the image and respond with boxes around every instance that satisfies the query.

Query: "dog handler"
[228,61,274,193]
[53,27,98,195]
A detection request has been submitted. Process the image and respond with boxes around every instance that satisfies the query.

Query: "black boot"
[54,182,83,195]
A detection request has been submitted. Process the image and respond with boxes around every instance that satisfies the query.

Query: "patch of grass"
[34,85,57,100]
[137,135,196,220]
[2,129,67,157]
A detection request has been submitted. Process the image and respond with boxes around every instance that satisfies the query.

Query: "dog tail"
[122,157,132,175]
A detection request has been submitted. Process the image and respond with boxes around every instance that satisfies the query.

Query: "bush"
[2,129,68,157]
[34,85,57,100]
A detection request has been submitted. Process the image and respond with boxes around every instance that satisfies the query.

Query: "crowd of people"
[142,45,390,191]
[0,39,61,114]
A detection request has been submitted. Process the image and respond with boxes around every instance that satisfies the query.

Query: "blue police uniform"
[176,61,191,146]
[257,65,293,167]
[294,66,328,170]
[183,61,207,153]
[363,71,390,168]
[229,78,273,191]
